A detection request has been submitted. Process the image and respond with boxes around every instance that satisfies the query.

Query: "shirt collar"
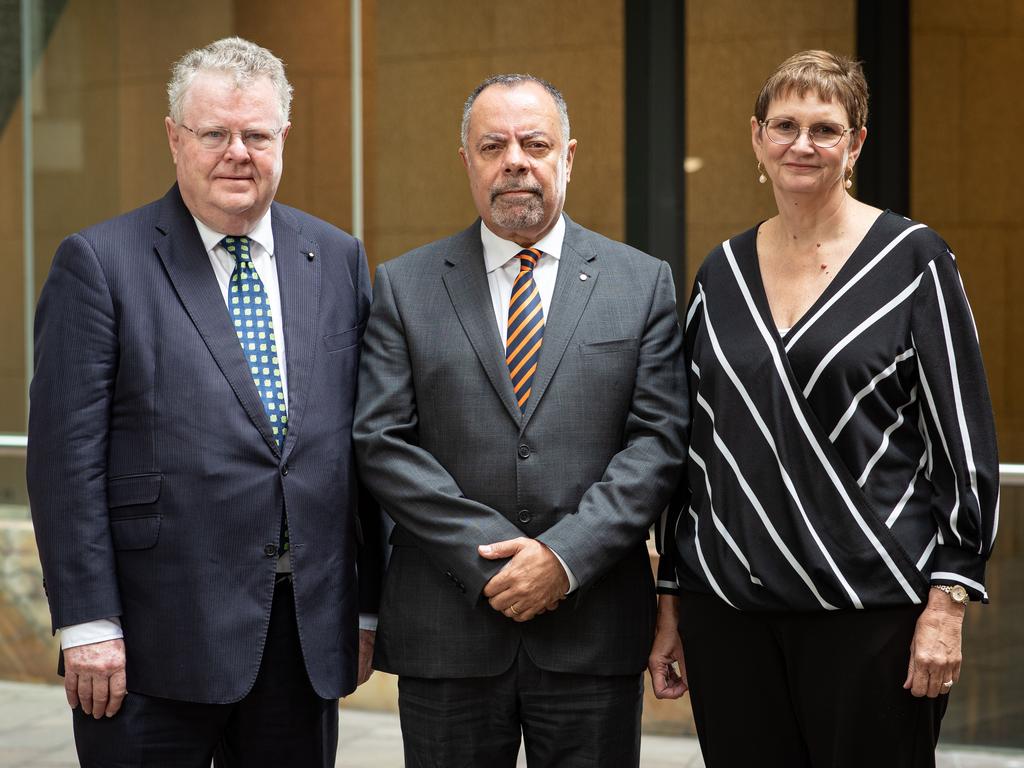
[193,208,276,258]
[481,213,565,274]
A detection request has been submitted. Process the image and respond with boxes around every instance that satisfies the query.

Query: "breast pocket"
[107,473,162,551]
[579,337,640,356]
[323,323,365,353]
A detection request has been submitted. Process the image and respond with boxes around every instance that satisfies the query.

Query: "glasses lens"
[765,119,798,144]
[197,128,229,150]
[243,130,275,150]
[809,123,845,148]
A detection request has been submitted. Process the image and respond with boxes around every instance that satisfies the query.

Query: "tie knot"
[221,235,252,263]
[517,248,541,272]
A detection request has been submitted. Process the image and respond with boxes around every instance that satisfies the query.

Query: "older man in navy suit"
[27,37,379,767]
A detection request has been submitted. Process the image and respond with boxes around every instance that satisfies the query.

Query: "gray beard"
[490,193,544,232]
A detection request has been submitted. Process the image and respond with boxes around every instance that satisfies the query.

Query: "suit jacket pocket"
[579,337,639,355]
[108,473,162,550]
[323,323,366,353]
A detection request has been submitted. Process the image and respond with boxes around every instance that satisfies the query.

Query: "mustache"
[490,183,542,202]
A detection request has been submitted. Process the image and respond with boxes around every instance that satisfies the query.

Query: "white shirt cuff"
[59,618,123,650]
[549,549,579,594]
[358,614,378,632]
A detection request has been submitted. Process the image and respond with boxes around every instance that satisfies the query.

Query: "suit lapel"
[272,204,320,463]
[521,217,598,427]
[441,224,523,425]
[153,186,281,455]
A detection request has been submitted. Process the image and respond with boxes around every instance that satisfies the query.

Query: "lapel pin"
[306,251,315,261]
[579,273,589,281]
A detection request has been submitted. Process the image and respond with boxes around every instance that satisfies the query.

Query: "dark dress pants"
[72,577,338,768]
[398,644,643,767]
[678,590,948,768]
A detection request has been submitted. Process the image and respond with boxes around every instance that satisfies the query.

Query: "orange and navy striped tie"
[507,248,545,412]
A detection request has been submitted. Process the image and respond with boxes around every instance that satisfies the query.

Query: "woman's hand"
[648,595,689,699]
[903,588,965,698]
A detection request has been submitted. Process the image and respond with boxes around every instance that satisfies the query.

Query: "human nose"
[223,132,250,160]
[502,143,528,173]
[789,127,816,151]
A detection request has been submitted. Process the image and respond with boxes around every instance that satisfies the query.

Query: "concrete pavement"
[1,680,1021,767]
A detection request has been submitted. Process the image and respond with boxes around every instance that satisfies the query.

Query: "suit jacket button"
[518,444,531,458]
[280,463,289,476]
[518,509,531,523]
[264,543,278,557]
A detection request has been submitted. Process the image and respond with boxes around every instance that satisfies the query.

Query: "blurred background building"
[0,0,1020,750]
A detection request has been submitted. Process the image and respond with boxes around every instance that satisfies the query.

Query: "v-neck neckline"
[747,210,892,344]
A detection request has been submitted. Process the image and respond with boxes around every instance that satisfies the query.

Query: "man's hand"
[357,629,375,686]
[648,595,688,699]
[63,638,126,718]
[904,588,965,698]
[479,538,569,622]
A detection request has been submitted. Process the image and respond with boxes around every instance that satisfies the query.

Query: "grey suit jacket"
[28,185,381,703]
[353,215,688,678]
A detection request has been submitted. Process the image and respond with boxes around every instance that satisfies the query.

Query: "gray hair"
[460,74,570,149]
[167,37,293,125]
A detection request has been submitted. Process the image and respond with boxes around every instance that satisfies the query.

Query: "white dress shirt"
[480,216,578,594]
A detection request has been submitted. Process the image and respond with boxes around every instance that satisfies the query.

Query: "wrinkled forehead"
[468,83,562,137]
[181,71,282,126]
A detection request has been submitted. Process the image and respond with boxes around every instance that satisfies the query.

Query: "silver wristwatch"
[934,584,970,606]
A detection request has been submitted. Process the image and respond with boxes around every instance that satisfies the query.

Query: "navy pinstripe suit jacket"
[28,185,381,703]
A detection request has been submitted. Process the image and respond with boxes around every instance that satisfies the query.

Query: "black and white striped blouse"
[657,211,999,611]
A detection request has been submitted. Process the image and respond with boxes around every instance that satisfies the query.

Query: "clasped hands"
[479,537,569,622]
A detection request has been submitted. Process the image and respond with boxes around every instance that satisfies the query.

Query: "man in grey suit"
[354,74,688,767]
[27,38,379,767]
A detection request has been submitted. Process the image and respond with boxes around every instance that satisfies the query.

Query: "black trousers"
[678,590,948,768]
[73,577,338,768]
[398,644,643,767]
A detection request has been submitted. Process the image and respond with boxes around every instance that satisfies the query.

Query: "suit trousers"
[397,644,643,768]
[72,577,338,768]
[678,590,948,768]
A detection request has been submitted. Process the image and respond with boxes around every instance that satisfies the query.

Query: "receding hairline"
[461,74,570,149]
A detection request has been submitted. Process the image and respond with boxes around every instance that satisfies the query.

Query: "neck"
[769,185,854,250]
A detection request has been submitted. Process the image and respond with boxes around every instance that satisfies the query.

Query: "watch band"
[934,584,970,605]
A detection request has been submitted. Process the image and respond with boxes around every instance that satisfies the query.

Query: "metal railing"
[0,432,1022,483]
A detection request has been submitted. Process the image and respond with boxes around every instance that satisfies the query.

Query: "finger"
[479,538,526,560]
[91,674,110,720]
[78,674,94,716]
[64,670,80,709]
[107,670,127,717]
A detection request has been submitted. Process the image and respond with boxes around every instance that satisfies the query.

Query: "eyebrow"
[477,130,552,145]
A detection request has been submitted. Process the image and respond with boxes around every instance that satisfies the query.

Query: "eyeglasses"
[178,124,284,152]
[759,117,854,149]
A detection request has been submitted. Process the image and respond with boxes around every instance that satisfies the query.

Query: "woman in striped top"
[649,50,999,767]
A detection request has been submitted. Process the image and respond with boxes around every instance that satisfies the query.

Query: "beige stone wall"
[363,0,625,270]
[684,1,856,289]
[911,1,1024,461]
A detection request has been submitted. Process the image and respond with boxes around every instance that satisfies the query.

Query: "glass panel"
[942,481,1024,749]
[911,3,1024,463]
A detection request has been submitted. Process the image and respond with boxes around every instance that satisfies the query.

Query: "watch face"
[951,585,969,603]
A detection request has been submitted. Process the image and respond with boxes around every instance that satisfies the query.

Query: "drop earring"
[844,165,853,190]
[757,161,767,184]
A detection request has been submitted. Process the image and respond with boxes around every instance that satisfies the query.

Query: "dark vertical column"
[856,1,910,214]
[625,0,687,315]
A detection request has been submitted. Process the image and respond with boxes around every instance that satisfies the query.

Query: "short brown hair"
[754,50,868,130]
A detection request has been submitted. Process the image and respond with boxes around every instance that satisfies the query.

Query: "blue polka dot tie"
[222,235,289,552]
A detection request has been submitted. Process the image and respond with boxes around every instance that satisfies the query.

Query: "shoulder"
[273,202,359,251]
[692,223,760,284]
[74,197,164,254]
[378,225,477,279]
[563,217,665,278]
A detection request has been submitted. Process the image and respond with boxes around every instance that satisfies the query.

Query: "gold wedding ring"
[510,604,520,616]
[942,680,954,688]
